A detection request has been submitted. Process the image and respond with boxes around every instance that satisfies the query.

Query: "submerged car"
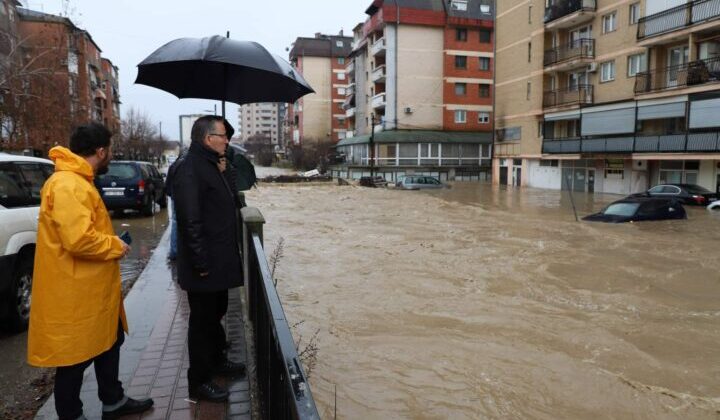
[95,161,166,216]
[708,200,720,210]
[630,184,718,206]
[583,197,687,223]
[396,175,448,190]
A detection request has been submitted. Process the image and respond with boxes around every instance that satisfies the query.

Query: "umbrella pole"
[222,31,229,119]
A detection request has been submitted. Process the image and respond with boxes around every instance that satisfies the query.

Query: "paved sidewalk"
[36,230,251,420]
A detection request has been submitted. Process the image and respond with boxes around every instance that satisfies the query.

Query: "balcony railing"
[371,92,386,109]
[241,208,320,420]
[634,56,720,94]
[371,65,386,83]
[543,132,720,154]
[346,107,356,118]
[370,37,386,56]
[346,61,355,74]
[543,84,593,108]
[544,0,597,24]
[544,39,595,66]
[638,0,720,39]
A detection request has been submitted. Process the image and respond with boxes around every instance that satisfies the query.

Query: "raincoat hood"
[49,146,95,180]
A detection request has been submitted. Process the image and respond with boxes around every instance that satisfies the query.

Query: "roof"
[0,152,52,164]
[336,130,493,146]
[289,34,353,60]
[447,0,495,19]
[18,8,103,52]
[365,0,494,19]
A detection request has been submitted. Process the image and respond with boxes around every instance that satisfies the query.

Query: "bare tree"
[117,107,159,161]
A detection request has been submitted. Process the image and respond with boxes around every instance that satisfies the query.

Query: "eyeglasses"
[208,133,228,139]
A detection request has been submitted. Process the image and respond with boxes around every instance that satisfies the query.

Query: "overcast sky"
[25,0,370,139]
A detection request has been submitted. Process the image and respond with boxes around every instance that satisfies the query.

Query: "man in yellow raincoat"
[27,123,154,420]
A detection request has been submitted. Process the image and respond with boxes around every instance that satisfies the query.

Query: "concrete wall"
[396,24,444,130]
[301,56,332,141]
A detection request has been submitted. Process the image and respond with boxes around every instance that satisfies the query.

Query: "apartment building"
[333,0,495,182]
[238,102,282,146]
[495,0,720,195]
[288,33,353,144]
[15,8,120,151]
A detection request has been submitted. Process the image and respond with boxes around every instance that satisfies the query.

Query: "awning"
[336,130,493,147]
[637,96,687,120]
[689,98,720,128]
[581,102,635,136]
[544,110,580,121]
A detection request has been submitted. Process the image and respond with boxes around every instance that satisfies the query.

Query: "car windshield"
[98,163,138,181]
[602,202,640,217]
[683,184,712,194]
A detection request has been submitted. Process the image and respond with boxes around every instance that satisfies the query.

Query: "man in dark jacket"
[171,115,244,402]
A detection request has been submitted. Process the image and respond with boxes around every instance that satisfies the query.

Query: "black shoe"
[189,381,229,402]
[102,397,154,420]
[215,359,246,377]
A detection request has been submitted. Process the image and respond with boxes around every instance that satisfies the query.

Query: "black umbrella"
[135,35,314,110]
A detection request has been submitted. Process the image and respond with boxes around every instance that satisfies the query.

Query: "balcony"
[542,132,720,154]
[371,65,386,83]
[544,0,596,29]
[346,107,356,118]
[346,61,355,75]
[634,56,720,94]
[544,39,595,69]
[346,83,355,96]
[371,92,386,109]
[371,37,386,57]
[543,85,593,108]
[638,0,720,41]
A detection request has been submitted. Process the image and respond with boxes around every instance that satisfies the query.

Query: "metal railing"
[634,56,720,93]
[543,39,595,66]
[241,207,320,420]
[543,132,720,153]
[544,0,597,24]
[638,0,720,39]
[543,84,593,108]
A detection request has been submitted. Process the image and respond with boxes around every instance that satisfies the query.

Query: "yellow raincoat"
[28,146,127,367]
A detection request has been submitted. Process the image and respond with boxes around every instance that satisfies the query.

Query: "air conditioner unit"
[404,107,413,114]
[587,62,598,72]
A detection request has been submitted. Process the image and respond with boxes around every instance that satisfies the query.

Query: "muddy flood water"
[245,182,720,419]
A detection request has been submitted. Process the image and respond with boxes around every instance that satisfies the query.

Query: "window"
[0,164,30,208]
[496,127,521,141]
[479,84,490,97]
[451,0,468,12]
[526,81,532,99]
[455,55,467,69]
[528,42,532,62]
[601,61,616,82]
[602,12,617,33]
[528,5,533,23]
[338,57,345,65]
[540,160,559,167]
[454,110,467,123]
[479,29,491,43]
[337,87,346,95]
[336,41,344,47]
[479,57,490,71]
[456,28,468,41]
[627,53,647,77]
[478,112,490,124]
[455,83,467,96]
[337,72,346,80]
[629,3,640,25]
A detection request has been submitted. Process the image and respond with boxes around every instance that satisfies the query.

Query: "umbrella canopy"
[135,35,314,105]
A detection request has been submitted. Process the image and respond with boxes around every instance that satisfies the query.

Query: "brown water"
[246,182,720,420]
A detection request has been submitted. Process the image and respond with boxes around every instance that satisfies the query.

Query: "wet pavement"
[245,182,720,419]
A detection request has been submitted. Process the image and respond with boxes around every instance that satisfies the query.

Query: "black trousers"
[186,289,228,387]
[54,323,125,420]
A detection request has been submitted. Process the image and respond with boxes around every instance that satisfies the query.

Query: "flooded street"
[245,182,720,419]
[0,210,168,418]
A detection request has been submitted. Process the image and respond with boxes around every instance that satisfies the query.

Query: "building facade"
[237,102,282,147]
[333,0,495,182]
[495,0,720,195]
[288,32,353,145]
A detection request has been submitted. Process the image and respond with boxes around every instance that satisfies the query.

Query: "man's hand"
[120,241,131,258]
[199,272,209,278]
[218,157,227,173]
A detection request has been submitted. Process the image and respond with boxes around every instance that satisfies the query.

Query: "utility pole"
[369,113,376,176]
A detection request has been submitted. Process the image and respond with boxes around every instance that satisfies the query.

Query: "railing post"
[241,207,265,323]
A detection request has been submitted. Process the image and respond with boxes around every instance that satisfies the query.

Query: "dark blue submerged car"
[583,197,687,223]
[95,161,166,216]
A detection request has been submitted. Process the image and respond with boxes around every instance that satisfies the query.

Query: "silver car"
[395,175,448,190]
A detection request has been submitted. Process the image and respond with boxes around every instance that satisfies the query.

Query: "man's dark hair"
[69,123,112,157]
[191,115,224,144]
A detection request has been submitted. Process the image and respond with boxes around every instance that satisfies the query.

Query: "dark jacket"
[172,141,242,291]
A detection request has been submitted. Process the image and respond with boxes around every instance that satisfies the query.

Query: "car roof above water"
[0,152,52,165]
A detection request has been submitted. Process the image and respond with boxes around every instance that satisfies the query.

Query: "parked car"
[708,200,720,210]
[0,153,54,332]
[359,176,388,188]
[396,175,448,190]
[95,161,167,216]
[630,184,718,206]
[583,197,687,223]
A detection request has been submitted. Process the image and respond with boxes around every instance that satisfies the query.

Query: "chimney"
[339,29,344,36]
[315,32,322,38]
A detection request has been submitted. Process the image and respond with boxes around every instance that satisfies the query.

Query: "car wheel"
[7,255,32,333]
[141,193,156,216]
